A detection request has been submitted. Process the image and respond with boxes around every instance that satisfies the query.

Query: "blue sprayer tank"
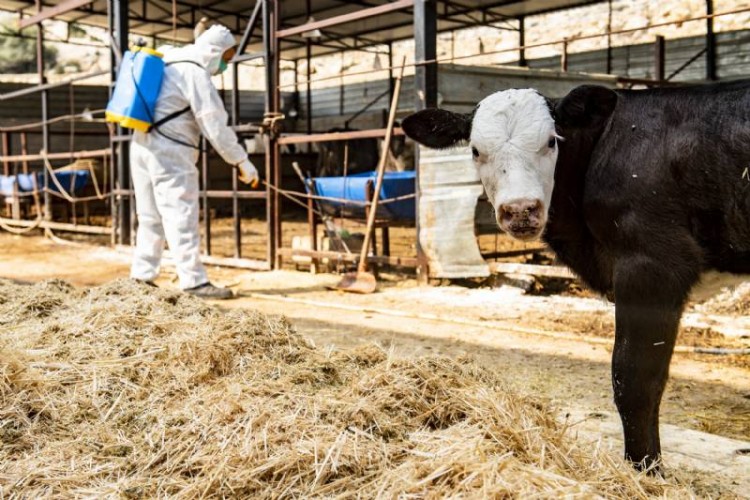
[106,46,165,133]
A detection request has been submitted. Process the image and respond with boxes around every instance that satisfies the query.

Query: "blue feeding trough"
[311,170,415,222]
[0,176,14,196]
[43,170,90,195]
[16,173,41,192]
[0,171,90,196]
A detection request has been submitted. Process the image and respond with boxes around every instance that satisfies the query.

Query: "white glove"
[237,159,259,187]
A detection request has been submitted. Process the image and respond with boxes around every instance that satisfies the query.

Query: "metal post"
[292,59,300,122]
[305,0,312,145]
[414,0,437,283]
[387,41,394,103]
[231,60,242,258]
[606,0,613,74]
[201,136,211,255]
[110,0,130,244]
[706,0,717,81]
[272,0,281,269]
[518,16,526,67]
[20,133,29,174]
[1,133,9,176]
[654,35,665,82]
[263,0,280,268]
[35,0,51,222]
[339,52,345,117]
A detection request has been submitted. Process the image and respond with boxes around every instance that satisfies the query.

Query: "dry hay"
[696,281,750,316]
[0,279,733,498]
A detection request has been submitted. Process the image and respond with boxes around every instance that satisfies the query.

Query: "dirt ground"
[1,232,748,494]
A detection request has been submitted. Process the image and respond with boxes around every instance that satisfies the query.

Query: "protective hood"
[162,24,236,75]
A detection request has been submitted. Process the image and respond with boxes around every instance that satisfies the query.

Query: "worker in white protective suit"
[130,24,257,299]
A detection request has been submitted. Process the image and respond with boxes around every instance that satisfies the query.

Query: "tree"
[0,20,58,74]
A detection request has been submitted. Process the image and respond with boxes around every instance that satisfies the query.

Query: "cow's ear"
[402,108,472,149]
[555,85,617,128]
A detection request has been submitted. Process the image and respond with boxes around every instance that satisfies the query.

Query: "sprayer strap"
[147,106,191,132]
[145,59,207,132]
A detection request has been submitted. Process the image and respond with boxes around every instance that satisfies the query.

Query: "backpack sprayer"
[106,40,258,185]
[106,41,166,132]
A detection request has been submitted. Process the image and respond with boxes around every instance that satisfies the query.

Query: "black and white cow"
[403,81,750,470]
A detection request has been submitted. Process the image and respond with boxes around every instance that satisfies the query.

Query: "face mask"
[216,59,228,75]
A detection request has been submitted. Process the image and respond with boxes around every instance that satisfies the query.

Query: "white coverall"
[130,26,253,289]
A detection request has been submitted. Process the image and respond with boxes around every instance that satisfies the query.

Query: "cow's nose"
[498,199,544,231]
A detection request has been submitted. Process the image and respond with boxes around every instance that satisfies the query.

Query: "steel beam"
[276,0,414,39]
[518,15,526,66]
[706,0,717,80]
[414,0,437,284]
[0,70,108,101]
[1,133,10,176]
[263,0,280,268]
[33,0,52,222]
[109,0,131,245]
[231,59,242,258]
[201,137,211,256]
[236,0,262,57]
[654,35,665,82]
[18,0,93,28]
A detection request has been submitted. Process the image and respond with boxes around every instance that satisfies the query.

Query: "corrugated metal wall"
[527,30,750,81]
[295,28,750,129]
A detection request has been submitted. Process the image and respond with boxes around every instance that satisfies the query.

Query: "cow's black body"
[545,81,750,467]
[403,80,750,469]
[549,80,750,295]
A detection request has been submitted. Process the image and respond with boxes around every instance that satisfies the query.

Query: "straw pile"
[697,281,750,316]
[0,279,730,498]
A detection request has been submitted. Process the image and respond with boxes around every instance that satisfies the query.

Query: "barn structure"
[0,0,747,280]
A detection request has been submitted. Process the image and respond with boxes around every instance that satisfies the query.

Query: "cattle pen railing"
[1,0,750,278]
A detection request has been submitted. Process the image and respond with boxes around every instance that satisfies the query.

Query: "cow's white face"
[470,89,559,241]
[404,85,619,242]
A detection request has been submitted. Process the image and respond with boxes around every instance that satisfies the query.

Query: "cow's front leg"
[612,253,697,470]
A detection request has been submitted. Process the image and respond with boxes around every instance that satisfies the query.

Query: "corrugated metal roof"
[1,0,605,60]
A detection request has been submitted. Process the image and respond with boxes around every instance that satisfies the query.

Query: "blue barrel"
[312,171,416,221]
[105,47,165,132]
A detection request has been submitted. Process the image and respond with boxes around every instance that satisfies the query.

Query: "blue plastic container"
[311,170,415,221]
[106,47,165,132]
[45,170,90,194]
[16,173,39,192]
[0,171,89,196]
[0,175,15,196]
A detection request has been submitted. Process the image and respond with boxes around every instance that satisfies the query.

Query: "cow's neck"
[543,124,613,294]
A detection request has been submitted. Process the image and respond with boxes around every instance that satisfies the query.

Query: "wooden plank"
[0,218,111,235]
[481,247,548,260]
[18,0,94,29]
[0,148,110,162]
[278,247,418,267]
[199,255,271,271]
[278,127,404,145]
[489,262,576,279]
[204,190,266,200]
[276,0,414,39]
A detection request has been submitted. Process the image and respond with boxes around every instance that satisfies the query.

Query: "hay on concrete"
[0,279,732,498]
[697,281,750,316]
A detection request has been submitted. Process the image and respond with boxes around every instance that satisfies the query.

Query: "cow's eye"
[471,146,479,159]
[548,137,556,149]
